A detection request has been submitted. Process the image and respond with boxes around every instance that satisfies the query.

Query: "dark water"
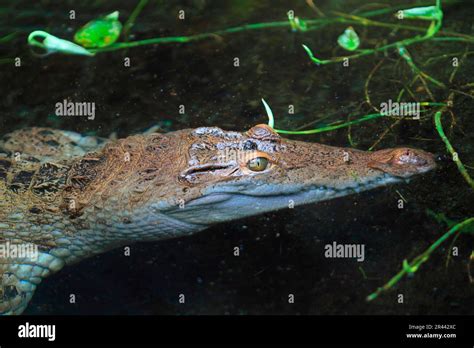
[0,0,473,314]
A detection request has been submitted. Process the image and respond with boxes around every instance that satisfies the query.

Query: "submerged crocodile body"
[0,124,435,315]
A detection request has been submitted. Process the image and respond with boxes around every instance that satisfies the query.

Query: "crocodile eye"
[247,157,268,172]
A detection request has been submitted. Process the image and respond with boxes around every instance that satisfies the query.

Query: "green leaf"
[398,6,443,21]
[337,26,360,51]
[74,11,122,48]
[261,98,274,128]
[28,31,94,56]
[104,11,120,21]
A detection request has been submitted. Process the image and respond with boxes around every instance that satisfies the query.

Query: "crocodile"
[0,124,436,315]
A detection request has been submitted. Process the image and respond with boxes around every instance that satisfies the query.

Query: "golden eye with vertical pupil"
[247,157,269,171]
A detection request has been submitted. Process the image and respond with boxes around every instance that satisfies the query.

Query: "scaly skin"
[0,124,436,315]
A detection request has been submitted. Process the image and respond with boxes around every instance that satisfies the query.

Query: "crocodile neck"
[0,130,205,264]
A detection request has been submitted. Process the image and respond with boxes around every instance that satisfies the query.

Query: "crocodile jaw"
[165,173,401,225]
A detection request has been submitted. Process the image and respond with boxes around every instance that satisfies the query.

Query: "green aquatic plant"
[25,0,471,56]
[0,32,16,43]
[397,44,446,88]
[275,112,386,135]
[287,11,308,32]
[26,11,123,55]
[435,111,474,190]
[261,99,274,128]
[337,26,360,51]
[426,209,459,229]
[302,1,445,65]
[0,32,17,64]
[74,11,122,48]
[431,211,474,236]
[398,5,443,21]
[28,31,94,56]
[265,102,445,136]
[123,0,148,40]
[367,217,474,301]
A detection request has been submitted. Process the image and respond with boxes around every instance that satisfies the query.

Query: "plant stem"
[274,113,386,135]
[434,110,474,190]
[123,0,149,41]
[367,217,474,301]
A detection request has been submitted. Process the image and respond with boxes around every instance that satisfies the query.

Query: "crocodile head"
[154,124,436,227]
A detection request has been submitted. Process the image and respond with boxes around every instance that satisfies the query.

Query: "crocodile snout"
[368,147,436,178]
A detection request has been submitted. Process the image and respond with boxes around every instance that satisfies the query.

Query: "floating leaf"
[398,6,443,21]
[74,11,122,48]
[28,31,94,56]
[337,26,360,51]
